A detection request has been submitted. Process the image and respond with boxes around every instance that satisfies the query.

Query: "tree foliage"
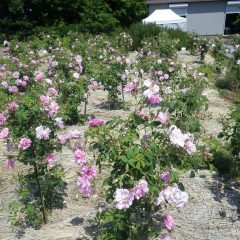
[0,0,147,37]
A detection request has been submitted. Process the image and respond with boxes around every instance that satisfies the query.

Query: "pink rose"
[156,112,168,124]
[114,189,134,210]
[77,176,92,197]
[81,165,97,180]
[132,179,149,200]
[0,128,9,139]
[88,119,105,127]
[161,172,171,182]
[74,149,86,165]
[18,137,32,150]
[163,214,174,230]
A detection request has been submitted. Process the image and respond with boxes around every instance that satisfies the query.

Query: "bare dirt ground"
[0,50,239,240]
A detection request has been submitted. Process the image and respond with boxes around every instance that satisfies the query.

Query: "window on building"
[225,1,240,34]
[169,3,188,18]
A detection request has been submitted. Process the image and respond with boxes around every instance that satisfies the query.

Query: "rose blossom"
[132,179,149,200]
[163,215,174,230]
[143,79,159,98]
[123,82,138,93]
[12,71,20,78]
[184,139,196,155]
[163,184,189,208]
[36,126,51,140]
[148,94,162,105]
[54,117,64,128]
[77,176,92,197]
[0,113,7,125]
[47,101,59,116]
[18,137,32,150]
[39,95,50,105]
[114,189,134,210]
[48,87,58,96]
[157,112,168,124]
[23,75,29,81]
[88,118,105,127]
[46,153,55,166]
[7,102,19,111]
[57,134,67,145]
[168,125,188,148]
[8,86,18,93]
[161,172,171,182]
[1,81,8,89]
[74,149,86,165]
[67,129,83,139]
[81,165,97,180]
[0,128,9,139]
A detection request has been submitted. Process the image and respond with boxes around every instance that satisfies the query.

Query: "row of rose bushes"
[0,30,214,239]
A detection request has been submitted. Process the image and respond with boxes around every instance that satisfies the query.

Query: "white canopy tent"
[142,9,187,31]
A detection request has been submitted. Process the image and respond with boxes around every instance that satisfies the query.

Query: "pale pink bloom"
[0,128,9,139]
[136,109,148,120]
[54,117,64,128]
[57,134,67,145]
[123,82,138,93]
[184,139,196,155]
[88,81,99,91]
[114,189,134,210]
[45,78,52,85]
[73,72,80,79]
[116,56,122,62]
[164,74,169,80]
[20,80,27,88]
[8,86,18,93]
[39,95,50,105]
[132,179,149,200]
[18,137,32,150]
[0,113,7,125]
[168,67,175,73]
[148,94,162,105]
[88,119,105,127]
[157,59,162,64]
[163,215,174,230]
[1,81,8,89]
[23,75,29,81]
[6,159,14,169]
[34,71,44,81]
[67,129,83,139]
[161,172,171,182]
[75,55,83,65]
[168,125,188,148]
[143,80,159,98]
[36,126,51,140]
[81,165,97,180]
[48,87,58,96]
[163,184,189,208]
[46,153,55,165]
[74,149,86,165]
[48,101,59,116]
[12,71,20,78]
[77,176,92,197]
[156,112,168,124]
[156,191,166,207]
[157,70,163,76]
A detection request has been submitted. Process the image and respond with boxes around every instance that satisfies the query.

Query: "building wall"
[187,1,226,35]
[149,4,169,14]
[147,1,228,35]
